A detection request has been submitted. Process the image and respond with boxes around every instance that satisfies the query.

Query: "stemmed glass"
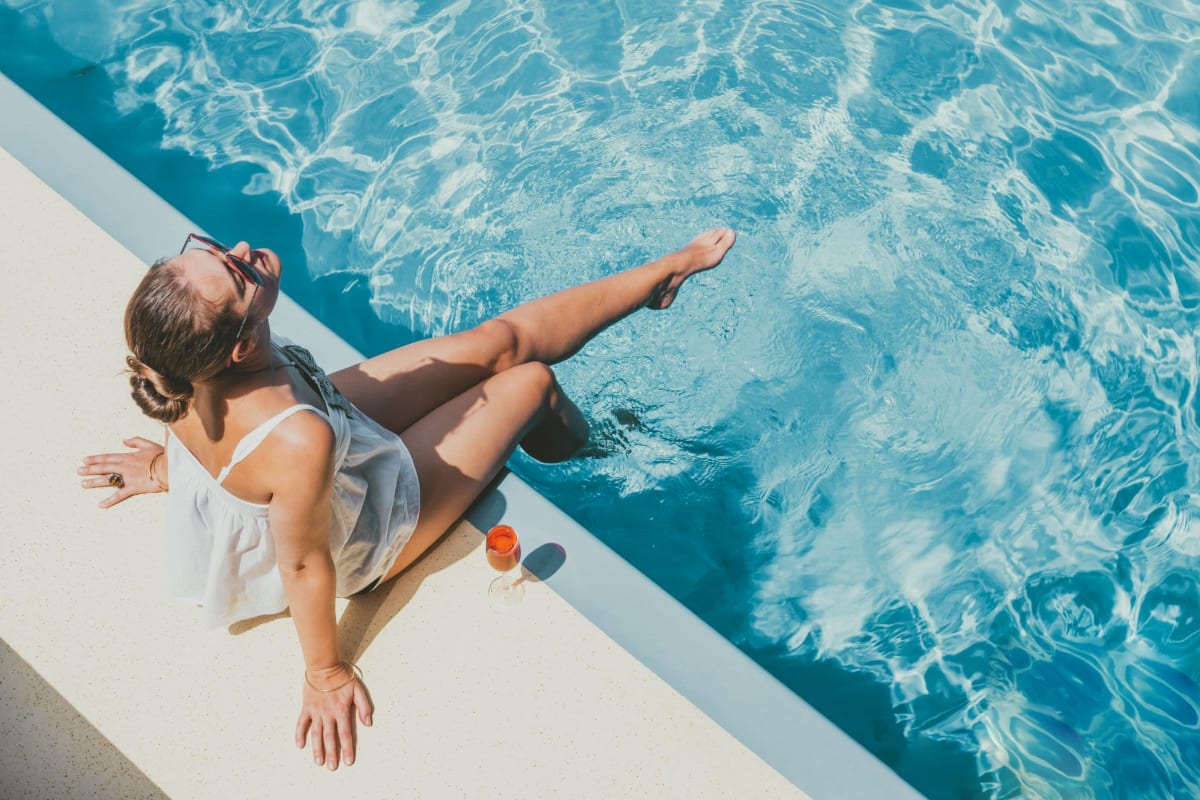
[486,524,525,608]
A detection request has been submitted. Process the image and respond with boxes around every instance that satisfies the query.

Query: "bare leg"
[331,228,736,434]
[494,227,737,366]
[349,231,737,586]
[375,362,585,583]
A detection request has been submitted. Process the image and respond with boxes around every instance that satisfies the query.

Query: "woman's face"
[177,240,282,340]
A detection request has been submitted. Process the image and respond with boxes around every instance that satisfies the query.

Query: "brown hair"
[124,258,243,423]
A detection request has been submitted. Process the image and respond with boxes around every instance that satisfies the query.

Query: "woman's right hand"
[78,437,165,508]
[296,664,374,770]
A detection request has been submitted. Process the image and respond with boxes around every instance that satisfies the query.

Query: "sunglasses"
[179,233,266,342]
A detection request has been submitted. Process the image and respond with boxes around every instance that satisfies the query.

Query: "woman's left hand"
[296,664,374,769]
[78,437,165,508]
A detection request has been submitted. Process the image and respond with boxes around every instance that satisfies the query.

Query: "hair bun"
[126,356,193,423]
[124,258,242,423]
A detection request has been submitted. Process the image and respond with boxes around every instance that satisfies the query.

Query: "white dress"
[164,336,421,627]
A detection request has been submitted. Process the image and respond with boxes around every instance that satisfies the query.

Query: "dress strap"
[215,404,328,485]
[275,342,355,416]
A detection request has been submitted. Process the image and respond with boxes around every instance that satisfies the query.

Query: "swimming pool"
[4,1,1199,797]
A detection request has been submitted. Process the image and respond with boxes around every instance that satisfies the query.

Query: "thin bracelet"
[304,661,362,693]
[148,452,169,492]
[149,428,169,492]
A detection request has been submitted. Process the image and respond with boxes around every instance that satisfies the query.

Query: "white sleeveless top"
[165,336,421,627]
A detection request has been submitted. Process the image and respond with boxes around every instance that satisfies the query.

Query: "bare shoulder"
[261,409,336,490]
[263,410,337,553]
[270,408,334,450]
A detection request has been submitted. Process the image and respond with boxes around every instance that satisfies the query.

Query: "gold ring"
[107,473,125,489]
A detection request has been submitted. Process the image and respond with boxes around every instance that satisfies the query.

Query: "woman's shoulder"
[257,408,337,495]
[172,385,333,485]
[219,404,336,504]
[267,405,335,449]
[256,406,336,474]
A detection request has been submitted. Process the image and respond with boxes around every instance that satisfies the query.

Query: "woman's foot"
[647,227,737,310]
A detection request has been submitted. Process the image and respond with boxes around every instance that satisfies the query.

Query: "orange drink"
[485,524,525,608]
[486,525,520,572]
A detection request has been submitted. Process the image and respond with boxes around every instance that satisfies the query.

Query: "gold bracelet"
[304,661,362,693]
[148,452,168,492]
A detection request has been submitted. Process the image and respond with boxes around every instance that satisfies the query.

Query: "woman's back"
[169,344,329,505]
[164,335,422,627]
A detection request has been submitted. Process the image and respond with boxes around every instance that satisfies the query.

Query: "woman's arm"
[78,436,167,507]
[264,412,372,770]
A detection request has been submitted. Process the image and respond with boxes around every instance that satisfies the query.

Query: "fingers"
[78,456,143,480]
[80,475,116,489]
[322,719,339,771]
[310,719,325,767]
[78,462,131,491]
[309,717,344,770]
[336,714,355,767]
[356,682,374,727]
[316,705,359,770]
[79,438,163,473]
[295,711,311,750]
[98,489,133,509]
[300,686,369,770]
[78,455,128,472]
[78,474,135,508]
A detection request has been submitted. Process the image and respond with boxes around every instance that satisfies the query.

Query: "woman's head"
[124,237,280,423]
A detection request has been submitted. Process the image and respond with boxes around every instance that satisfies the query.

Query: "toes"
[713,227,736,248]
[693,227,737,252]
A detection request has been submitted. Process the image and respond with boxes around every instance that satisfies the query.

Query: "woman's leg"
[331,228,736,435]
[489,226,737,366]
[374,361,586,583]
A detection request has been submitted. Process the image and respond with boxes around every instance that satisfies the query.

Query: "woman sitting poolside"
[78,227,736,770]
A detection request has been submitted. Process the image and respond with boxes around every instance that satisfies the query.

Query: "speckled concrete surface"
[0,145,808,798]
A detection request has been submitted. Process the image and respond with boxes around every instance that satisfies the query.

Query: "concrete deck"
[0,71,925,800]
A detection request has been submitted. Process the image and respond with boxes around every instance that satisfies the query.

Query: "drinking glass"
[486,524,525,608]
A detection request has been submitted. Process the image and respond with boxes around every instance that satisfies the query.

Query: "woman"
[78,227,736,770]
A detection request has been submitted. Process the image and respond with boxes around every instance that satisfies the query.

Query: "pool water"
[5,1,1200,797]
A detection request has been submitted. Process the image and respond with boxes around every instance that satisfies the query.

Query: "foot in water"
[647,227,737,310]
[575,407,647,458]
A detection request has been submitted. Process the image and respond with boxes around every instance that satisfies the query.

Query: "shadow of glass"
[518,542,567,583]
[0,637,168,799]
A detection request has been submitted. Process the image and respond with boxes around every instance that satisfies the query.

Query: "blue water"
[5,1,1200,797]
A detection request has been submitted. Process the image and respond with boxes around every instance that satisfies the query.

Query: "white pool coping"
[0,71,923,799]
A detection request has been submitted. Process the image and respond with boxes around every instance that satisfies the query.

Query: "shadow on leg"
[376,362,584,585]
